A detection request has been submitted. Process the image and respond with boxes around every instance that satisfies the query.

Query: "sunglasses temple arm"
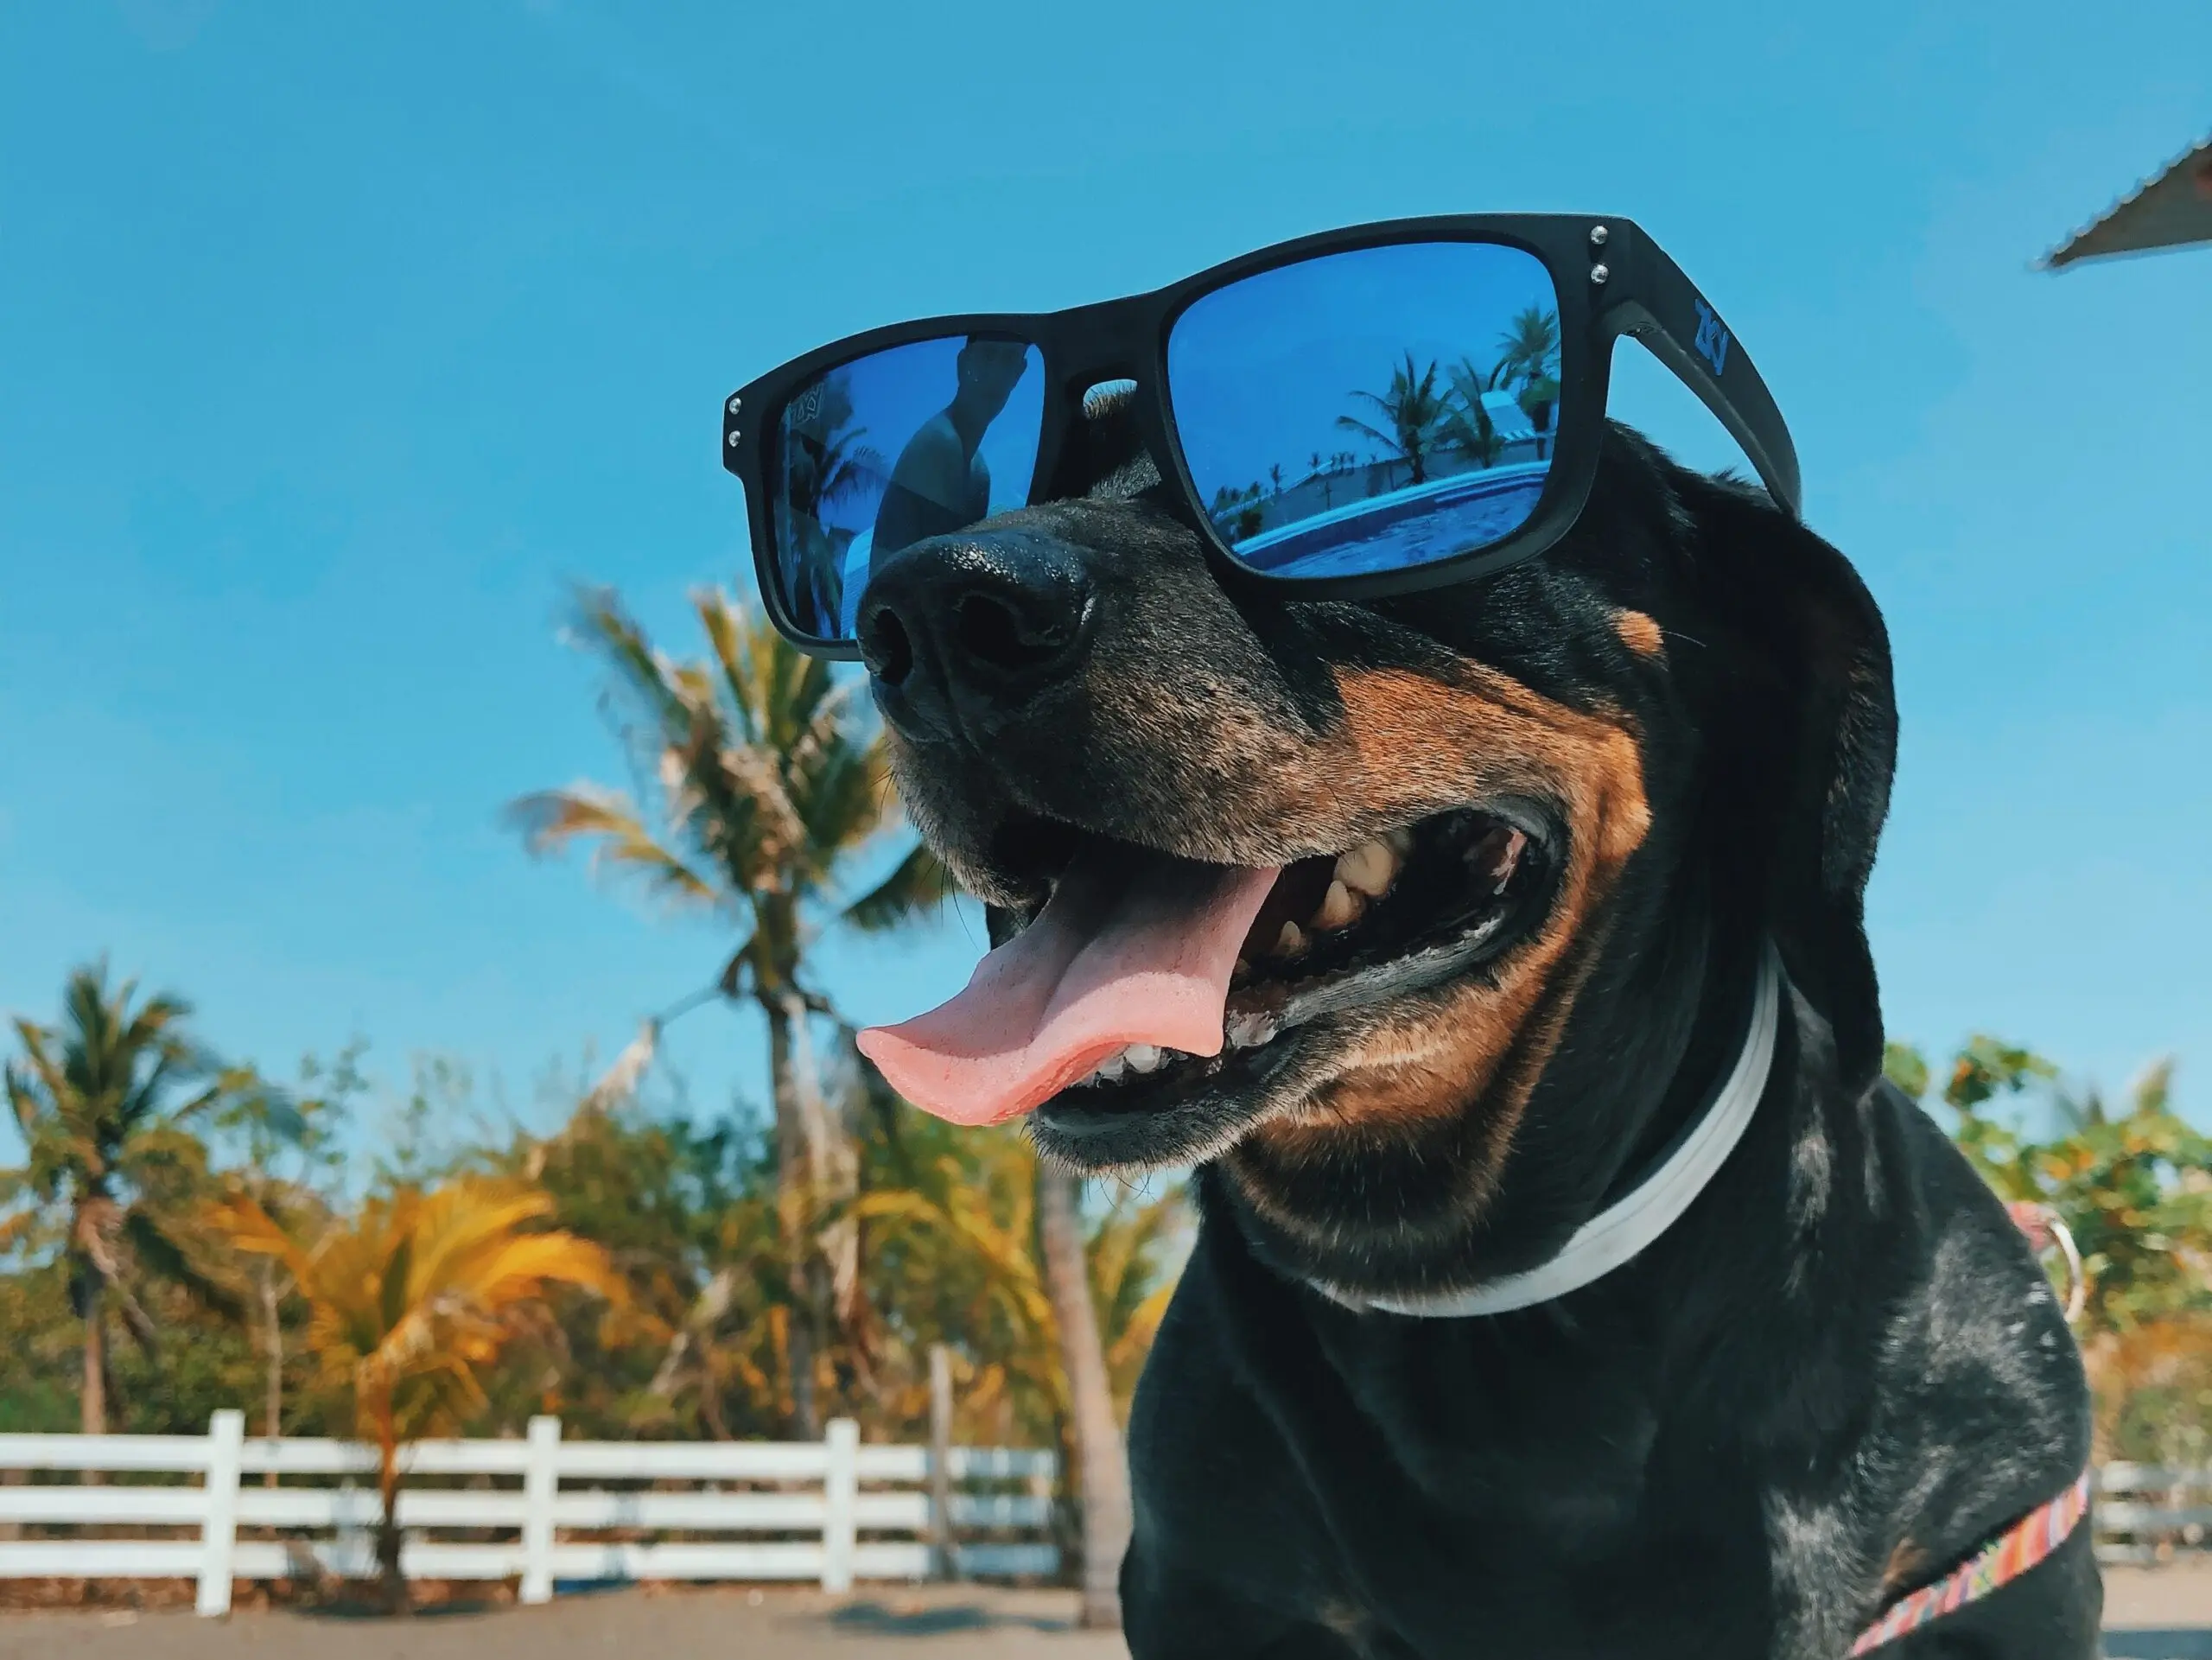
[1600,239,1803,520]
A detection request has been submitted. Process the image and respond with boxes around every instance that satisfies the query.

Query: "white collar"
[1316,940,1783,1319]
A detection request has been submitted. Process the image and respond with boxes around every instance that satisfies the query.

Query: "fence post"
[928,1344,957,1581]
[518,1415,561,1606]
[821,1418,859,1594]
[196,1409,245,1617]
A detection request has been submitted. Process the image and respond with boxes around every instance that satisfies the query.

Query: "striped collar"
[1851,1472,2092,1651]
[1316,940,1783,1319]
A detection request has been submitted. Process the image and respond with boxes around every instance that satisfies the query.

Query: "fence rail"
[2096,1463,2212,1565]
[0,1411,1059,1614]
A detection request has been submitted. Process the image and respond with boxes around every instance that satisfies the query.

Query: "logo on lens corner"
[1692,298,1732,376]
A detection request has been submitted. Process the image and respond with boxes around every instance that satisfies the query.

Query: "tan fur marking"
[1880,1536,1924,1597]
[1314,1599,1377,1653]
[1615,608,1666,658]
[1226,665,1650,1232]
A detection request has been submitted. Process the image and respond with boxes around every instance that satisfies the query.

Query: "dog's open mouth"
[857,805,1555,1130]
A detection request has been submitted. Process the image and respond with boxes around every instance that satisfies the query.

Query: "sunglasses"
[721,215,1799,658]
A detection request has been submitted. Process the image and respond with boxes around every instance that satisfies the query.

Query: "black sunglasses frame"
[721,213,1801,660]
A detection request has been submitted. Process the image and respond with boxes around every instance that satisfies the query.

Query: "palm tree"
[781,370,884,523]
[208,1178,620,1611]
[1441,357,1503,468]
[1491,305,1560,394]
[1,964,235,1434]
[509,587,952,1436]
[1335,352,1454,487]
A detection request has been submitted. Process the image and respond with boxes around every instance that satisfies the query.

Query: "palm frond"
[842,843,957,932]
[506,785,721,907]
[124,1207,240,1320]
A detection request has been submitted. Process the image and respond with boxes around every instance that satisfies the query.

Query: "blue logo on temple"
[1693,298,1731,375]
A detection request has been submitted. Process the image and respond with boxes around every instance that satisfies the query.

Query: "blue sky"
[2,1,2208,1160]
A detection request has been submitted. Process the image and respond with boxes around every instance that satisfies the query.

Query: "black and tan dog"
[854,391,2098,1657]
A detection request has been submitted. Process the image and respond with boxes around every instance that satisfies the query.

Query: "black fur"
[862,398,2097,1656]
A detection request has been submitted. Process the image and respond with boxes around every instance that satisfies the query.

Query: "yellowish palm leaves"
[209,1178,623,1439]
[855,1133,1185,1432]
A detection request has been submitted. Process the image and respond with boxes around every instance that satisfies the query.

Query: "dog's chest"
[1132,1275,1781,1653]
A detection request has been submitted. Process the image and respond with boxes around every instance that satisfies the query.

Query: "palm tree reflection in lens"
[1334,349,1454,487]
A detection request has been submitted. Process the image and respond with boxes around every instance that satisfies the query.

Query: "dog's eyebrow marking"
[1329,667,1650,869]
[1614,609,1666,658]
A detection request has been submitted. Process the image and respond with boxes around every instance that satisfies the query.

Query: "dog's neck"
[1309,940,1783,1317]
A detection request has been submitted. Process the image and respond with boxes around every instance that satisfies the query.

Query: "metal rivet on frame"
[728,395,743,415]
[1589,264,1610,285]
[727,430,742,447]
[1589,224,1609,247]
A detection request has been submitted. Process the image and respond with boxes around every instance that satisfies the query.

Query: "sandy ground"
[2105,1561,2212,1657]
[7,1570,2212,1658]
[0,1586,1127,1660]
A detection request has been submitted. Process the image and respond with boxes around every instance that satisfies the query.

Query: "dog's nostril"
[954,591,1072,673]
[861,607,914,686]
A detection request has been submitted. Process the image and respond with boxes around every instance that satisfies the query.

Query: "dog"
[855,389,2099,1657]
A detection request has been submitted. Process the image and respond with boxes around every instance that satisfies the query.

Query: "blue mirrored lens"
[1168,242,1560,580]
[772,335,1043,641]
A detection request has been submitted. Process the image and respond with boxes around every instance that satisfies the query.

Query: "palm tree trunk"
[785,999,861,1342]
[80,1282,107,1437]
[372,1392,408,1615]
[261,1262,283,1485]
[1034,1164,1130,1631]
[764,993,823,1440]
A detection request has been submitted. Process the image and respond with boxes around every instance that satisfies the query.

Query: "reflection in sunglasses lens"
[1168,242,1561,580]
[772,337,1043,643]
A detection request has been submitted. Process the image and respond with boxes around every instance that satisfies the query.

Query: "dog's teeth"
[1274,921,1310,959]
[1335,838,1400,899]
[1124,1043,1163,1074]
[1224,1010,1279,1051]
[1313,878,1360,932]
[1471,827,1529,894]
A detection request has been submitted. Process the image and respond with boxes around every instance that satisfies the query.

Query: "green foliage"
[1891,1036,2205,1335]
[1892,1034,2208,1461]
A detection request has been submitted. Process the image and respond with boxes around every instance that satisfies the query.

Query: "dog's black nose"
[858,529,1095,740]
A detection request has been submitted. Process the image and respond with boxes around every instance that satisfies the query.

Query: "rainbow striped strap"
[1848,1470,2092,1654]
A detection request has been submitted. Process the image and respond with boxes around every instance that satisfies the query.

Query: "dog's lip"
[1028,800,1560,1140]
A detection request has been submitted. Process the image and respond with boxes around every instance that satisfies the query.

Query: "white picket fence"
[0,1411,1059,1615]
[2097,1463,2212,1565]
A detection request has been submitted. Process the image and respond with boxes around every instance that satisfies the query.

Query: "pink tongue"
[857,849,1281,1127]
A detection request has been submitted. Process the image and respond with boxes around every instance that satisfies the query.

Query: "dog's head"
[857,390,1895,1293]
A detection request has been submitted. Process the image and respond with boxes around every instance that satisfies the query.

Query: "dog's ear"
[1676,472,1897,1084]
